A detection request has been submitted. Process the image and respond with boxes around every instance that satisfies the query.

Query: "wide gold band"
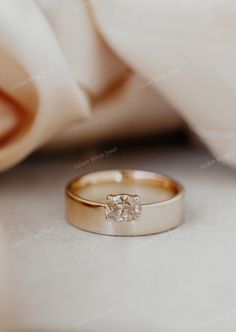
[66,169,185,236]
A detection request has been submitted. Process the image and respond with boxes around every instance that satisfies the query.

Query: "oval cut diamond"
[105,194,142,222]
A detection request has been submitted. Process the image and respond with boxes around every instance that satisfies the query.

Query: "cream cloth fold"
[1,0,236,172]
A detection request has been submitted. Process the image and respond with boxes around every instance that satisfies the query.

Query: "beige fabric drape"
[1,0,236,172]
[0,0,183,172]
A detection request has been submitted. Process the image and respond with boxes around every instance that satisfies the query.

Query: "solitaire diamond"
[105,194,142,222]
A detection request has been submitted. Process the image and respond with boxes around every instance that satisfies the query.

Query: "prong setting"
[106,195,113,201]
[105,194,142,223]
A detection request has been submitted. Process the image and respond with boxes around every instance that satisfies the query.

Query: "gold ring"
[66,169,185,236]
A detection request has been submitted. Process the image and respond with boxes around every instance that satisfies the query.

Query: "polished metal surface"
[66,169,185,236]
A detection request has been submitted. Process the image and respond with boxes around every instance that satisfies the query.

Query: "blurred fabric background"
[1,0,236,173]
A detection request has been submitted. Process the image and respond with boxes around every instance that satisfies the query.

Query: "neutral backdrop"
[1,141,236,332]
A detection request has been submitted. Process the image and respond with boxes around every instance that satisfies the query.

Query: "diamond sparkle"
[105,194,142,222]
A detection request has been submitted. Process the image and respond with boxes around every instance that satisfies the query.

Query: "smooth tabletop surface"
[1,142,236,332]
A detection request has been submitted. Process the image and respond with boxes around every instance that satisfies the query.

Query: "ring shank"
[66,170,184,236]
